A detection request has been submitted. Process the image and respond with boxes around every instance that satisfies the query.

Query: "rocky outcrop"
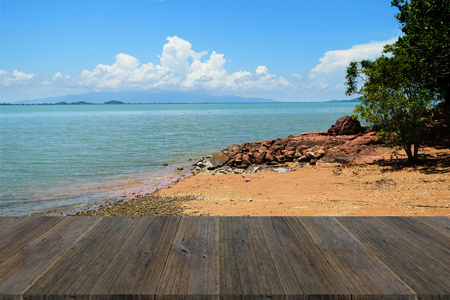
[194,117,391,174]
[327,116,367,136]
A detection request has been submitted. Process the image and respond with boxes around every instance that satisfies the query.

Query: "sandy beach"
[81,146,449,217]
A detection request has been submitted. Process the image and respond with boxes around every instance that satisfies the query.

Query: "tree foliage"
[391,0,450,106]
[346,56,438,163]
[345,0,448,163]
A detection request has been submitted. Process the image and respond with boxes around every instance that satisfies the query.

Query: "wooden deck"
[0,216,448,300]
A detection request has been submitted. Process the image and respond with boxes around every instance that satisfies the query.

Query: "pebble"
[177,166,184,170]
[247,199,253,202]
[245,178,251,182]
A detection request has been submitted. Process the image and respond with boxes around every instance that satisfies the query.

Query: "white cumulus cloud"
[309,38,397,79]
[0,70,34,86]
[75,36,292,93]
[160,36,207,75]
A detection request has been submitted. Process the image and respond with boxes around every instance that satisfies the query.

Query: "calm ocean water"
[0,102,356,215]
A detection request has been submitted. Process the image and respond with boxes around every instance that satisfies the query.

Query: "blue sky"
[1,0,401,102]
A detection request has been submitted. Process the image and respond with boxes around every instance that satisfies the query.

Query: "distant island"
[7,91,278,105]
[53,100,125,105]
[325,98,360,103]
[2,91,359,105]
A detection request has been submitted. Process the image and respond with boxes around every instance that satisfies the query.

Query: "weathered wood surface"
[337,217,450,300]
[0,216,448,300]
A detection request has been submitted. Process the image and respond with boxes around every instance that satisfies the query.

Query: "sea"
[0,102,357,216]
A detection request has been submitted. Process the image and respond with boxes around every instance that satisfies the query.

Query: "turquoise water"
[0,102,356,215]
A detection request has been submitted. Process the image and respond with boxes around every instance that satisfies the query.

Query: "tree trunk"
[413,144,419,161]
[404,145,415,164]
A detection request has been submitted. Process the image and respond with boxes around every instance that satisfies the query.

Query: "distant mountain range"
[325,98,360,103]
[13,91,278,105]
[8,91,360,105]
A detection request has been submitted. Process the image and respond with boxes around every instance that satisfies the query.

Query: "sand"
[155,147,449,216]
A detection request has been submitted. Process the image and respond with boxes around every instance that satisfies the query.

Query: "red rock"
[253,152,266,164]
[282,150,295,161]
[242,154,253,163]
[265,153,274,162]
[275,155,285,163]
[316,149,326,158]
[297,145,309,151]
[242,158,252,168]
[226,144,240,152]
[272,138,288,148]
[327,116,366,136]
[200,116,393,170]
[210,153,229,168]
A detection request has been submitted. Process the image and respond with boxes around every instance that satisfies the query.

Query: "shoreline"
[61,116,450,217]
[31,166,194,216]
[77,145,449,217]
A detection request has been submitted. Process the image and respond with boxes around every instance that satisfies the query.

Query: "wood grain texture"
[90,216,181,298]
[219,216,285,300]
[0,216,447,300]
[337,217,450,300]
[259,217,350,300]
[298,217,415,300]
[0,217,64,264]
[24,217,141,299]
[414,217,450,238]
[0,217,101,297]
[155,216,219,300]
[0,217,17,228]
[376,217,449,267]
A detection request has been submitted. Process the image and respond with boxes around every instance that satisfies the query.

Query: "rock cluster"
[194,116,390,174]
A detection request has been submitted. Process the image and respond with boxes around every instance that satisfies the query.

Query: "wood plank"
[0,217,101,299]
[258,217,350,299]
[0,217,64,264]
[24,217,141,299]
[155,216,219,300]
[0,217,40,242]
[376,217,449,268]
[219,216,285,300]
[414,217,450,238]
[298,217,415,300]
[337,217,450,300]
[89,216,181,298]
[0,217,17,228]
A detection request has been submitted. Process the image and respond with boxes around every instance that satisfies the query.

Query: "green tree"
[390,0,450,107]
[346,55,439,163]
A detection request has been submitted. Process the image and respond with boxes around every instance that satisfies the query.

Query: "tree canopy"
[391,0,450,106]
[346,56,438,163]
[345,0,448,163]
